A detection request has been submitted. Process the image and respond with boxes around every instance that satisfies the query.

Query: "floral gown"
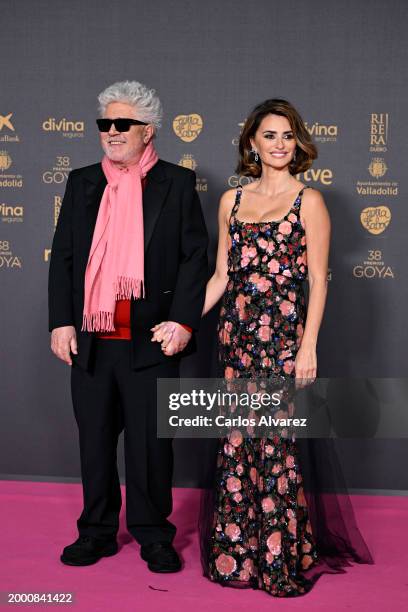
[206,184,320,597]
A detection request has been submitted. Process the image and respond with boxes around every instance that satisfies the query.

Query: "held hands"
[51,325,78,366]
[294,345,317,389]
[150,321,192,356]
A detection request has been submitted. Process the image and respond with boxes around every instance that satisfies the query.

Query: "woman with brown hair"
[200,99,373,596]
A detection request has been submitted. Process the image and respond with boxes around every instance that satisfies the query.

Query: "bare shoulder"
[301,186,329,216]
[219,188,238,221]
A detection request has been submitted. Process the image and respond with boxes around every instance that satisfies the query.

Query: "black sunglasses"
[96,118,148,132]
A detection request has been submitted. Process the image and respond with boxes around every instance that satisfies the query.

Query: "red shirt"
[96,176,191,340]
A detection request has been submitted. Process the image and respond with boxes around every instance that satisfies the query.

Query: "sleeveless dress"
[205,185,320,596]
[200,184,374,597]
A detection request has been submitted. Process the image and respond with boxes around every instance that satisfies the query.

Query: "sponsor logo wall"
[0,0,406,486]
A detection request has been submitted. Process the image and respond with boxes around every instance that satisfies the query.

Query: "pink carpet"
[0,481,407,611]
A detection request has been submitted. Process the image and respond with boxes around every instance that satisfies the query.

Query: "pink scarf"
[81,141,159,332]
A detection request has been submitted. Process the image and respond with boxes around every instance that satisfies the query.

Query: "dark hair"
[236,98,317,177]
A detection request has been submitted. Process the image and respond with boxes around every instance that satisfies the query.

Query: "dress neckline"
[233,185,308,226]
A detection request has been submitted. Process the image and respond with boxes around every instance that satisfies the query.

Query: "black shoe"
[140,541,182,573]
[60,535,118,566]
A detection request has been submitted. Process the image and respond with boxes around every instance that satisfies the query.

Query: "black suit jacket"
[48,159,209,371]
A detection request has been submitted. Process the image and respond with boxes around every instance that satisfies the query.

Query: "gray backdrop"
[1,0,407,491]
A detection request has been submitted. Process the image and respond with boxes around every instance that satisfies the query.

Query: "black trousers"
[70,338,179,545]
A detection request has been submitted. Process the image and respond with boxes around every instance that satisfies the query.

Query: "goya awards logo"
[0,240,22,269]
[370,113,388,153]
[305,121,338,143]
[42,117,84,139]
[360,206,391,235]
[0,151,23,188]
[178,154,207,192]
[0,202,24,223]
[228,174,254,188]
[173,114,203,142]
[353,249,394,279]
[43,156,72,184]
[0,113,20,143]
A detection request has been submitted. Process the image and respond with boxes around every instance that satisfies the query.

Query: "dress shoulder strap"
[229,185,243,223]
[293,185,311,210]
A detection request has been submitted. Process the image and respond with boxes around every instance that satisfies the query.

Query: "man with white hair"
[48,81,208,572]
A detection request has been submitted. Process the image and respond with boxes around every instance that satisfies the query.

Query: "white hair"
[97,80,163,131]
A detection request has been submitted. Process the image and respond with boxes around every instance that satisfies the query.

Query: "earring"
[251,148,259,162]
[292,150,297,163]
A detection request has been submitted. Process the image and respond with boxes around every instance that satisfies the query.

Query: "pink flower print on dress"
[257,237,269,250]
[242,558,255,575]
[279,300,295,316]
[278,220,292,235]
[267,258,280,273]
[228,429,243,447]
[225,523,241,542]
[226,476,242,492]
[248,273,272,292]
[241,245,257,267]
[224,366,234,380]
[302,541,312,553]
[241,352,252,367]
[262,497,275,513]
[277,474,288,494]
[236,463,244,475]
[258,326,271,342]
[288,518,297,536]
[215,553,237,576]
[266,531,282,556]
[283,359,294,374]
[301,554,314,569]
[296,252,307,266]
[223,443,234,457]
[235,293,247,321]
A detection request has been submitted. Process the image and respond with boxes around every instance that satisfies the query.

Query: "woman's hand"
[294,345,317,388]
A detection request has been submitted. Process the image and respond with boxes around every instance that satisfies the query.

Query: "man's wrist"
[180,324,192,333]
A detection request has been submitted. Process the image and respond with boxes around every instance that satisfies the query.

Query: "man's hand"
[51,325,78,366]
[150,321,192,356]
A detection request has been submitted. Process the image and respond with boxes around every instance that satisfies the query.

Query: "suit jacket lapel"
[82,159,171,254]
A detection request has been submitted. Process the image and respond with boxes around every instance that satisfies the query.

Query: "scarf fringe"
[81,278,145,332]
[81,311,115,332]
[114,276,145,300]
